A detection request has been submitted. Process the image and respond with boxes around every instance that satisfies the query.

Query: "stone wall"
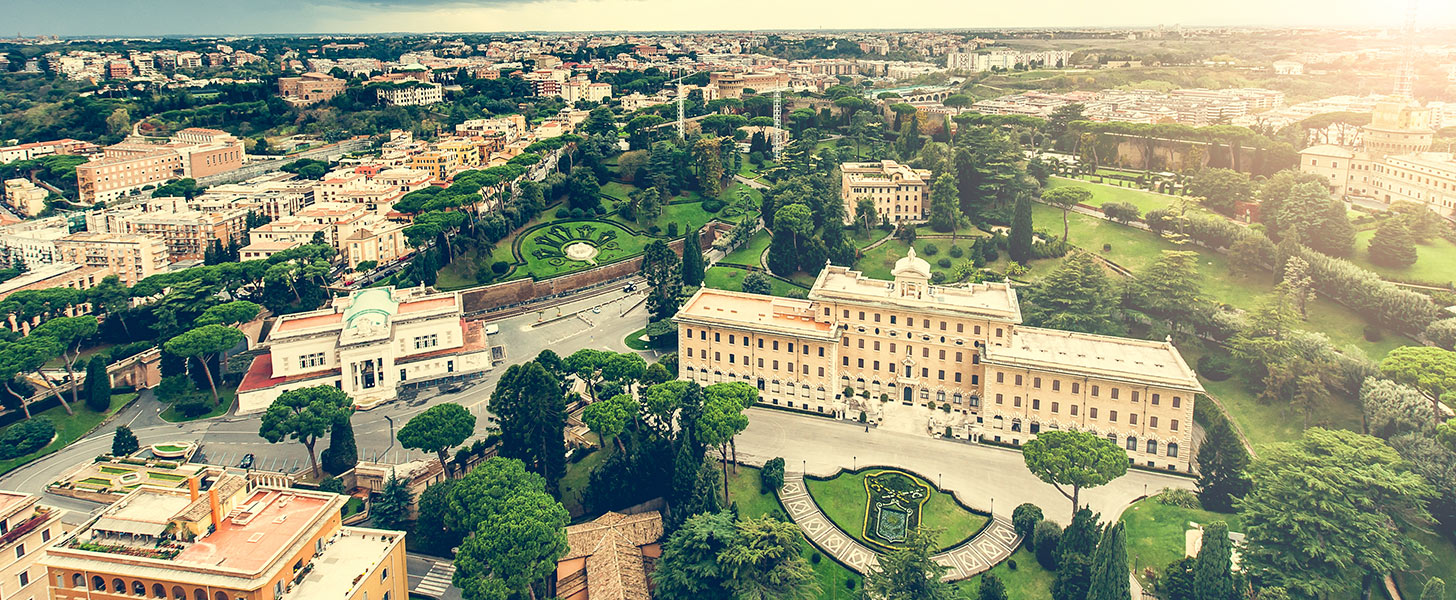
[461,238,684,315]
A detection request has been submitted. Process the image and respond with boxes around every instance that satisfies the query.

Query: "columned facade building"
[673,250,1202,472]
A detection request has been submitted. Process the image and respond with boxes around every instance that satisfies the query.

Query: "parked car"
[239,453,255,469]
[484,324,499,335]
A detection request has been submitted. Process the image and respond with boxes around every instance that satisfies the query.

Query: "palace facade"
[673,250,1202,472]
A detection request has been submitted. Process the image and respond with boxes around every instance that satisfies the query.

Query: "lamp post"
[853,456,856,470]
[382,415,395,459]
[802,459,806,477]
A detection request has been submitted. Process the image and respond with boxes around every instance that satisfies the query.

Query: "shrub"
[0,419,55,459]
[741,272,772,295]
[1103,243,1112,252]
[937,258,951,268]
[1196,354,1233,381]
[702,198,725,213]
[811,552,822,564]
[555,208,569,218]
[923,243,939,256]
[949,244,963,258]
[1101,201,1141,223]
[845,578,856,590]
[491,261,510,274]
[858,411,867,423]
[1033,520,1061,570]
[1012,503,1043,543]
[1426,318,1456,350]
[570,208,585,219]
[930,272,945,284]
[1008,559,1018,570]
[667,222,679,237]
[760,457,785,494]
[1154,488,1201,509]
[1363,325,1384,342]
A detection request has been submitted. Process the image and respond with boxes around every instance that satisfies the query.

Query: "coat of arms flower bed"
[804,467,989,553]
[529,223,621,266]
[861,469,931,549]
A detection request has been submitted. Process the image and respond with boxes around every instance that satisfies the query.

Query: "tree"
[1423,578,1447,600]
[83,357,111,412]
[29,316,98,411]
[1053,508,1100,600]
[682,227,705,287]
[1228,232,1276,275]
[654,511,737,600]
[111,425,138,457]
[491,362,568,492]
[854,197,877,233]
[701,382,756,500]
[1313,196,1356,258]
[1125,250,1207,330]
[1160,557,1197,600]
[371,473,412,529]
[1236,428,1435,598]
[320,411,358,475]
[741,272,772,295]
[643,240,682,321]
[978,573,1008,600]
[453,470,568,600]
[1034,520,1062,569]
[163,324,244,404]
[1369,217,1419,268]
[927,176,962,233]
[1041,186,1091,240]
[566,166,602,212]
[1087,522,1129,600]
[1360,377,1434,439]
[1280,255,1314,318]
[1187,168,1253,215]
[720,516,818,600]
[196,300,261,326]
[258,385,354,479]
[860,527,953,600]
[1022,430,1128,517]
[399,402,477,476]
[583,393,638,453]
[1195,417,1250,512]
[1380,346,1456,426]
[1022,252,1116,334]
[1008,192,1034,264]
[1012,503,1043,544]
[1192,521,1236,600]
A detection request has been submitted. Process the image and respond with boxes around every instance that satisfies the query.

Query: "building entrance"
[902,386,913,405]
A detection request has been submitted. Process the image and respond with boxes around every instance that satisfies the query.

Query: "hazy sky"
[7,0,1454,36]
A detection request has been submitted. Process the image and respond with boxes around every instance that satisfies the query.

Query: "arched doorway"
[902,386,913,404]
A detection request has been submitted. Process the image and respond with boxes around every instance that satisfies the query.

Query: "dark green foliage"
[1196,354,1234,381]
[682,228,704,287]
[978,573,1009,600]
[491,361,568,493]
[1192,521,1237,600]
[320,413,358,476]
[741,272,772,295]
[1160,557,1197,600]
[84,357,111,412]
[111,425,139,457]
[1052,509,1100,600]
[1369,218,1419,268]
[0,419,54,459]
[1009,193,1033,264]
[1012,503,1043,544]
[1196,414,1250,512]
[1022,252,1116,335]
[1087,522,1129,600]
[1033,520,1062,569]
[760,457,785,495]
[371,474,411,530]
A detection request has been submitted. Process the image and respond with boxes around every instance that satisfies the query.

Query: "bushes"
[1296,247,1438,334]
[1101,201,1140,224]
[0,419,55,459]
[1363,325,1384,342]
[701,198,725,213]
[1012,503,1043,543]
[948,245,963,258]
[1153,488,1201,509]
[1196,353,1233,381]
[760,457,785,494]
[1426,318,1456,350]
[1033,520,1061,570]
[937,258,952,268]
[555,208,570,219]
[923,243,939,256]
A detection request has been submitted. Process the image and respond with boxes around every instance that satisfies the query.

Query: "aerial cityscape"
[0,1,1453,599]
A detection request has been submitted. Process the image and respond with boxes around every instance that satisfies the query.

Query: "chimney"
[208,487,221,527]
[188,475,200,502]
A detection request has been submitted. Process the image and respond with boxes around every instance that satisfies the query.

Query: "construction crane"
[773,88,784,161]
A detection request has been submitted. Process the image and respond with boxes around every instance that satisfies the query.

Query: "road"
[735,407,1193,521]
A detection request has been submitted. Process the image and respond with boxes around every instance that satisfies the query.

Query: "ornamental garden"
[805,467,988,553]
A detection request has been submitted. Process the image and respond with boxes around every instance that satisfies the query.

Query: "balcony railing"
[0,508,53,546]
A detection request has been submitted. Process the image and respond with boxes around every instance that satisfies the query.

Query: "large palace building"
[673,250,1202,472]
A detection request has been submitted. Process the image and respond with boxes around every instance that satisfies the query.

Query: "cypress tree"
[84,357,111,412]
[1195,418,1250,512]
[1087,522,1129,600]
[111,425,139,457]
[1312,197,1356,257]
[1009,192,1034,264]
[1192,521,1236,600]
[1368,218,1419,269]
[681,226,704,287]
[1052,509,1099,600]
[320,413,359,475]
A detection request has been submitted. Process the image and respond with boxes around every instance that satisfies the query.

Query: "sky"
[6,0,1455,37]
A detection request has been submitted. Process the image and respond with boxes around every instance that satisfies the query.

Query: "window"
[14,543,22,558]
[758,339,764,348]
[1052,380,1061,392]
[714,332,721,342]
[298,352,326,369]
[758,358,764,368]
[890,315,897,324]
[1071,382,1080,394]
[1151,393,1160,405]
[1090,407,1097,419]
[728,335,735,345]
[957,323,964,333]
[18,571,28,587]
[1172,396,1182,408]
[1131,391,1140,402]
[1013,396,1022,407]
[956,352,962,362]
[874,361,881,371]
[1032,399,1040,410]
[874,313,881,323]
[789,343,796,353]
[1147,440,1158,454]
[938,349,945,360]
[1033,377,1041,389]
[1109,410,1117,422]
[1129,413,1138,425]
[1091,385,1099,397]
[1126,436,1137,450]
[1071,405,1079,416]
[1168,443,1179,457]
[382,568,389,581]
[874,341,880,351]
[954,373,962,383]
[41,528,49,542]
[842,357,849,366]
[1110,388,1119,400]
[995,394,1004,405]
[1051,401,1059,413]
[1150,416,1158,428]
[1171,419,1180,431]
[940,321,947,331]
[859,311,865,320]
[1014,374,1023,385]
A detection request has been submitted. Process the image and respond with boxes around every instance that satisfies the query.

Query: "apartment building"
[43,478,406,600]
[197,179,315,221]
[455,116,527,142]
[375,82,443,106]
[340,218,409,269]
[0,139,96,164]
[673,251,1201,472]
[840,160,932,224]
[54,233,170,287]
[314,171,406,212]
[277,72,347,106]
[3,179,49,217]
[86,203,249,262]
[1300,96,1456,218]
[238,286,492,412]
[75,129,246,203]
[0,491,71,600]
[0,217,69,268]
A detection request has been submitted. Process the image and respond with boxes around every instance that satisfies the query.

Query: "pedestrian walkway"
[413,560,455,598]
[777,472,1022,581]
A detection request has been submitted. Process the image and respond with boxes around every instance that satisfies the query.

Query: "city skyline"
[6,0,1456,37]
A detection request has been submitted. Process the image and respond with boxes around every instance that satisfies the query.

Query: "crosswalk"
[413,561,455,598]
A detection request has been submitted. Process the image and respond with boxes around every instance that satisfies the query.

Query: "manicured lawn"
[846,226,891,250]
[1120,495,1244,588]
[721,229,772,267]
[601,180,638,202]
[805,469,988,552]
[727,466,864,600]
[1351,229,1456,287]
[623,327,651,351]
[160,387,236,422]
[704,266,807,298]
[950,546,1054,600]
[1049,175,1211,217]
[1397,527,1456,600]
[559,440,612,518]
[855,238,980,282]
[44,343,115,369]
[517,220,655,280]
[0,392,136,477]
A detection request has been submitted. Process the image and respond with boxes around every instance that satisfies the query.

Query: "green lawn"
[601,180,638,202]
[1397,527,1456,600]
[623,327,652,351]
[854,238,980,282]
[1181,343,1364,449]
[516,220,655,280]
[1047,176,1210,218]
[1351,229,1456,287]
[160,387,237,422]
[722,229,772,267]
[559,440,612,518]
[805,469,988,552]
[846,226,891,250]
[728,466,864,600]
[950,546,1055,600]
[1120,495,1244,588]
[704,266,807,298]
[0,392,136,477]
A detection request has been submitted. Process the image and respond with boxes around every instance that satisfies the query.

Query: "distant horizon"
[5,0,1451,38]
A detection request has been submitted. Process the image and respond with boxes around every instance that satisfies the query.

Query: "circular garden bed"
[805,467,989,552]
[515,220,653,280]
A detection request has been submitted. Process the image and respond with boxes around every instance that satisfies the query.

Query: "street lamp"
[802,459,806,477]
[383,415,396,462]
[853,456,856,470]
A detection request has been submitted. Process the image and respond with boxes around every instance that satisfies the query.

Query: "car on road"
[239,453,255,469]
[484,324,499,335]
[442,384,463,394]
[623,283,636,293]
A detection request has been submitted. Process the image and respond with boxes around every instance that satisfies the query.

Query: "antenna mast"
[1394,0,1417,98]
[676,82,685,139]
[772,87,784,161]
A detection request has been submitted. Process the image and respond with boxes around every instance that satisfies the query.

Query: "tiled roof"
[561,511,663,600]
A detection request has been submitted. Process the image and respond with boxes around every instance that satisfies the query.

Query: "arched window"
[1125,436,1137,451]
[1168,443,1179,458]
[1010,418,1022,433]
[134,581,147,595]
[216,592,229,600]
[113,578,125,593]
[1146,440,1158,455]
[195,589,208,600]
[154,583,166,598]
[92,576,105,591]
[71,574,84,588]
[172,585,186,600]
[1105,433,1116,443]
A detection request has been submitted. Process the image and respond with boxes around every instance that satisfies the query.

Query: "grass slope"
[1120,496,1244,588]
[0,392,136,477]
[805,469,988,552]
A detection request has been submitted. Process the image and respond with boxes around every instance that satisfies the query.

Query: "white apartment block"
[376,82,444,106]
